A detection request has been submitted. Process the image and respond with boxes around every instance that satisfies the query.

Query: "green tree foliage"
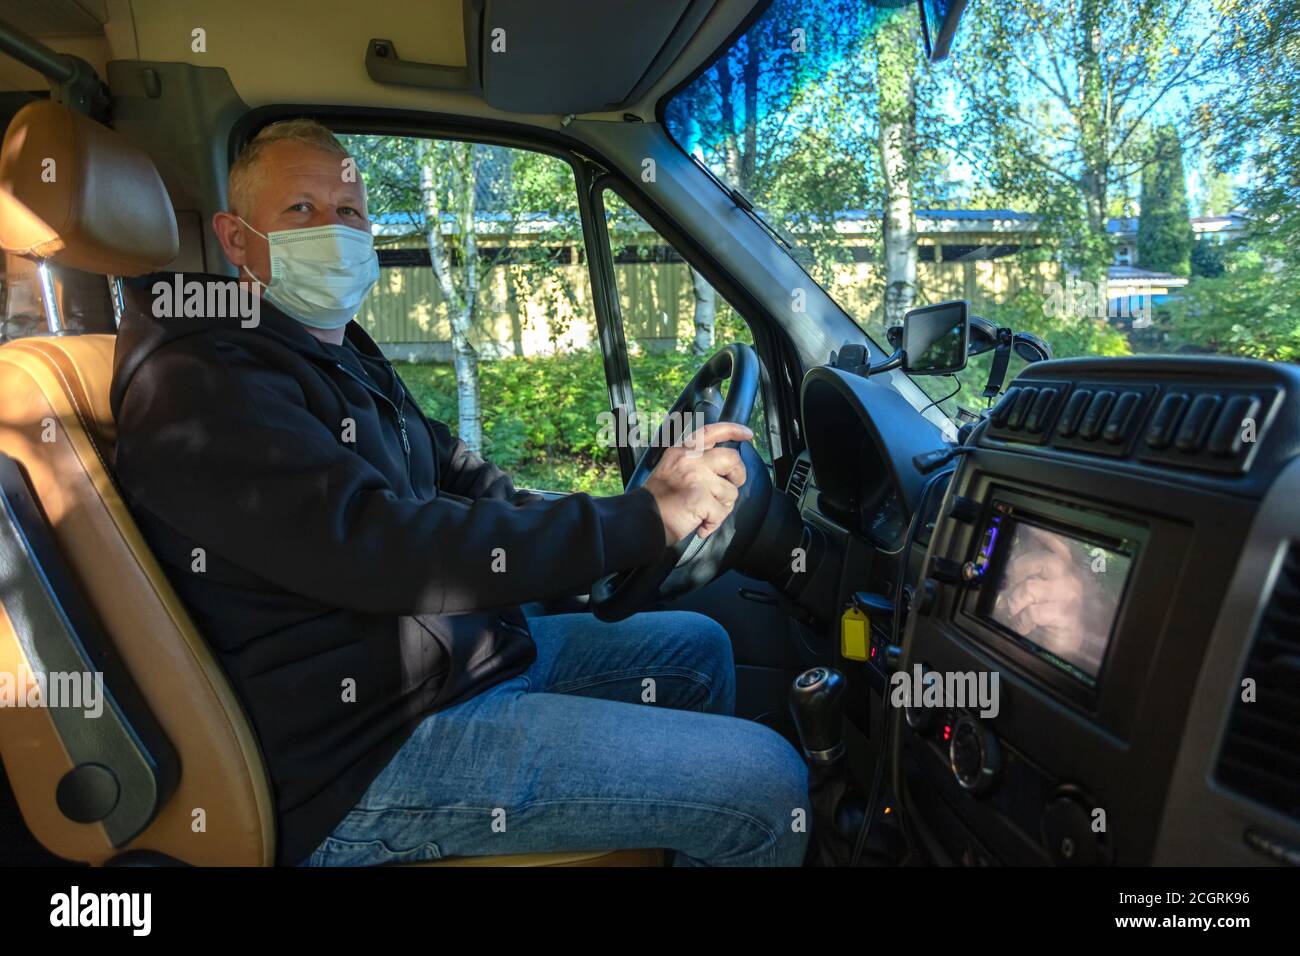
[987,286,1130,359]
[872,9,925,326]
[1179,0,1300,360]
[341,135,488,449]
[951,0,1216,286]
[913,282,1131,419]
[664,0,883,310]
[1164,246,1300,361]
[1198,159,1236,216]
[1190,238,1227,278]
[1137,126,1193,276]
[1210,0,1300,248]
[397,349,737,495]
[664,1,948,296]
[342,136,587,450]
[504,148,587,351]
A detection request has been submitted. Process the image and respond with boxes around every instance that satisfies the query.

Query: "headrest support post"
[36,261,62,335]
[106,275,125,328]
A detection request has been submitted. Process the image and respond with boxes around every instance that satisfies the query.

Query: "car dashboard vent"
[1215,542,1300,820]
[982,379,1281,476]
[787,456,812,500]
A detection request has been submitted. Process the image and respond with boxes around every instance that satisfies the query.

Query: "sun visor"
[480,0,716,114]
[364,0,724,115]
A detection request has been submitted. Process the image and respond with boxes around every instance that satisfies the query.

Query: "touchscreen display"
[988,522,1132,681]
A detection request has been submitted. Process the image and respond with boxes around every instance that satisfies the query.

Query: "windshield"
[665,0,1298,420]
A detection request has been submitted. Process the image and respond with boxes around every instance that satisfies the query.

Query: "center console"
[897,356,1300,866]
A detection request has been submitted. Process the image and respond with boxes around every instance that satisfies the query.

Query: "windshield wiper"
[689,155,793,253]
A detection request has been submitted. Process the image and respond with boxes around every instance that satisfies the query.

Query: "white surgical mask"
[240,218,380,330]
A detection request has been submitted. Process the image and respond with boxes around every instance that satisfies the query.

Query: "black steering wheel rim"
[590,342,768,622]
[627,343,759,489]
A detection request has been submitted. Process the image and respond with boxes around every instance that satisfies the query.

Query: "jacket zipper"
[334,361,411,473]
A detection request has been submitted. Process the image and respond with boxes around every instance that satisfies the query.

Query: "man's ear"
[212,211,248,268]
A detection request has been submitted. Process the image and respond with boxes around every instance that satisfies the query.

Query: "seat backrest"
[0,101,274,865]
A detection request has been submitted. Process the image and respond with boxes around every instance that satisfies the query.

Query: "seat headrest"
[0,100,179,276]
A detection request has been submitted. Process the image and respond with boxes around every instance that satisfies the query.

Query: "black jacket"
[109,275,666,865]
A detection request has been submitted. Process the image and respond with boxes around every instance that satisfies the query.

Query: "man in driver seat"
[110,119,810,867]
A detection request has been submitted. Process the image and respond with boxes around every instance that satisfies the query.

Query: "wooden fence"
[357,241,1062,360]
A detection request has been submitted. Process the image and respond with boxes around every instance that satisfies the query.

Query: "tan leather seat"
[0,100,662,867]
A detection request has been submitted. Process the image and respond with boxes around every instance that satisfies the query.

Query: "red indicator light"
[943,725,952,741]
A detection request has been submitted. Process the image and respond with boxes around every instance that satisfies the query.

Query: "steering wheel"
[590,343,775,622]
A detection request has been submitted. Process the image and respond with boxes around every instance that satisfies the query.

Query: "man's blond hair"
[227,118,351,216]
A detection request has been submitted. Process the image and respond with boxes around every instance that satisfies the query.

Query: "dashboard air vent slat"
[1215,543,1300,820]
[1234,708,1300,750]
[787,457,812,500]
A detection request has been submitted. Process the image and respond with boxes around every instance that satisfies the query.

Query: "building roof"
[1108,211,1247,239]
[367,205,1250,244]
[917,209,1035,221]
[1107,265,1190,289]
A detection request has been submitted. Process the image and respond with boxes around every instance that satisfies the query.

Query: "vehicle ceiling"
[0,0,763,127]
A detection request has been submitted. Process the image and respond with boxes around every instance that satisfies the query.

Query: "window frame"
[594,176,778,475]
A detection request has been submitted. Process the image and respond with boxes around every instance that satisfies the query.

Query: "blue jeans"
[302,610,810,866]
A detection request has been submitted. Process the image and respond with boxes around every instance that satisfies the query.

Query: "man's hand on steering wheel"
[590,343,770,622]
[642,422,753,545]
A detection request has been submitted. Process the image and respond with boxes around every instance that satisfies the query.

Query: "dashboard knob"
[947,494,981,523]
[1042,791,1108,866]
[949,715,1000,794]
[929,557,965,585]
[912,579,938,615]
[904,667,940,732]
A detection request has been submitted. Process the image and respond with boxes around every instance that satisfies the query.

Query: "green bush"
[1162,250,1300,362]
[397,349,713,496]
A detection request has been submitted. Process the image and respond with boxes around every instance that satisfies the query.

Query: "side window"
[600,188,771,463]
[340,135,621,495]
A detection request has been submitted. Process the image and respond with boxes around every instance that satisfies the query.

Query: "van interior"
[0,0,1296,870]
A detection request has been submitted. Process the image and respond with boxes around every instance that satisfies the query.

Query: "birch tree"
[417,139,483,452]
[874,10,922,327]
[951,0,1218,288]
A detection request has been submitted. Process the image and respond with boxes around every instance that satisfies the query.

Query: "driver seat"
[0,100,662,867]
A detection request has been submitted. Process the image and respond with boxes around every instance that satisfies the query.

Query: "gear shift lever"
[789,666,846,764]
[790,666,877,865]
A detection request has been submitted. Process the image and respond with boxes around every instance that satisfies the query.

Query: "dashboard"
[863,487,906,551]
[783,355,1300,866]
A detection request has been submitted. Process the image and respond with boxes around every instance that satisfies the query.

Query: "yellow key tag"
[840,607,869,662]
